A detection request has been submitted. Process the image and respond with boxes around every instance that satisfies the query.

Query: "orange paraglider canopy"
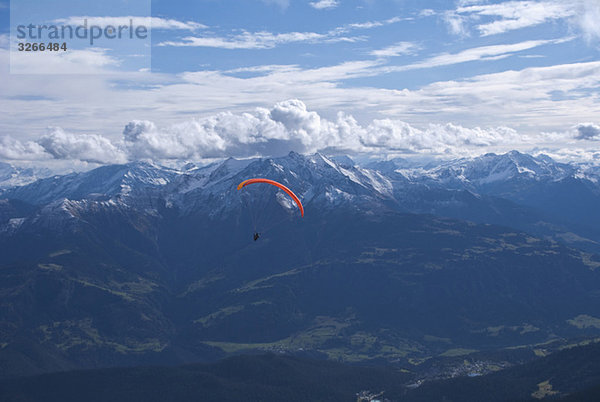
[237,178,304,217]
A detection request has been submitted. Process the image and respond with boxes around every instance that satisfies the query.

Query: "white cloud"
[457,1,574,36]
[573,0,600,43]
[37,127,127,163]
[381,61,600,133]
[181,59,382,87]
[158,16,402,49]
[443,11,470,36]
[359,120,523,153]
[53,16,206,31]
[449,0,600,42]
[159,30,361,49]
[370,41,420,58]
[310,0,340,10]
[383,38,567,73]
[0,136,49,161]
[123,119,226,159]
[344,16,403,30]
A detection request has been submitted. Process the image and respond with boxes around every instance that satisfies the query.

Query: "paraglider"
[237,178,304,241]
[237,178,304,217]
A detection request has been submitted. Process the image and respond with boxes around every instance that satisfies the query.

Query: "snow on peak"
[0,162,54,189]
[0,150,594,216]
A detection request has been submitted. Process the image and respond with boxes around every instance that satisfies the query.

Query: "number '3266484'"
[17,42,67,51]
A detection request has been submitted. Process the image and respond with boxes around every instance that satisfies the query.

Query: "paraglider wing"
[237,178,304,217]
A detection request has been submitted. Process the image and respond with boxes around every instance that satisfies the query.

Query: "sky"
[0,0,599,170]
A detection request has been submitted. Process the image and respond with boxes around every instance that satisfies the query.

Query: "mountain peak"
[507,150,524,157]
[307,153,337,168]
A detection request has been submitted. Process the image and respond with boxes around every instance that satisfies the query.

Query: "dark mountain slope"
[0,354,411,402]
[3,342,600,402]
[1,201,600,378]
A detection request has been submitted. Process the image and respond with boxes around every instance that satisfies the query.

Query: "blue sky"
[0,0,599,168]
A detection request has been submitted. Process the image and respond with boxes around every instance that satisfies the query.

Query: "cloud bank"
[1,100,598,165]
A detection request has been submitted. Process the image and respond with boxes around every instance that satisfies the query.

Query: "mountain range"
[0,161,53,190]
[1,151,600,384]
[3,151,600,250]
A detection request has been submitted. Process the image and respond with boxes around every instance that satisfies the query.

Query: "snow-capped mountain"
[1,161,180,206]
[2,150,600,251]
[0,161,53,190]
[365,151,599,214]
[378,150,578,189]
[437,151,575,185]
[3,150,593,209]
[164,152,394,216]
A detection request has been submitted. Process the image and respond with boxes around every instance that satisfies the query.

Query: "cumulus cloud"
[123,119,227,159]
[310,0,340,10]
[123,102,319,159]
[118,100,533,159]
[358,121,521,154]
[0,136,49,160]
[1,127,126,163]
[37,127,128,163]
[574,123,600,140]
[0,100,596,165]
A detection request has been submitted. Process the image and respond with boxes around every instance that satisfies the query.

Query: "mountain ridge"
[3,150,600,252]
